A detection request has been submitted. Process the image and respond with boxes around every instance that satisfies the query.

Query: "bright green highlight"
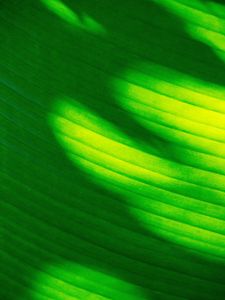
[188,26,225,52]
[81,13,106,35]
[49,97,225,260]
[32,262,147,299]
[187,25,225,62]
[40,0,106,34]
[153,0,225,33]
[113,62,225,159]
[116,61,225,112]
[153,0,225,61]
[40,0,80,26]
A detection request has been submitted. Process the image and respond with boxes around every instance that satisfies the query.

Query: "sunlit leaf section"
[40,0,106,34]
[153,0,225,60]
[40,0,80,25]
[32,262,147,299]
[49,96,225,261]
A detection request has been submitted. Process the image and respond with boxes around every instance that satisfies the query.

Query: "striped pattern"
[1,0,225,299]
[51,94,225,259]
